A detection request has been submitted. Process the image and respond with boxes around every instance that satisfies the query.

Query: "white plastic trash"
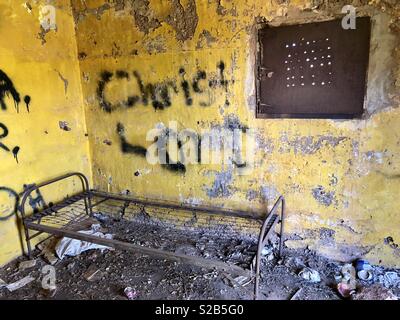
[55,224,113,259]
[299,267,321,283]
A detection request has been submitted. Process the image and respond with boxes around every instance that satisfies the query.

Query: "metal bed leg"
[24,227,32,259]
[254,256,261,300]
[83,196,91,217]
[278,197,285,258]
[79,175,93,217]
[253,196,285,300]
[87,194,94,217]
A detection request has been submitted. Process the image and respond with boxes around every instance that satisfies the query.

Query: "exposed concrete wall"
[71,0,400,267]
[0,0,91,265]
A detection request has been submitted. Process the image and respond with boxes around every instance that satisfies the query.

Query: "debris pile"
[332,259,400,299]
[0,211,399,300]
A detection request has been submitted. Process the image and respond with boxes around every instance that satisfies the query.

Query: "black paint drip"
[24,95,31,112]
[12,146,20,163]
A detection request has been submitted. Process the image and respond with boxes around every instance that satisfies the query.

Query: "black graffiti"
[97,70,113,112]
[0,187,19,221]
[0,183,48,221]
[23,184,47,213]
[0,69,31,113]
[98,70,178,113]
[117,123,186,173]
[0,123,10,152]
[97,61,233,113]
[24,95,31,112]
[179,68,193,106]
[232,159,246,168]
[209,61,229,91]
[0,69,20,111]
[197,135,202,164]
[117,122,147,157]
[0,122,20,163]
[157,131,186,173]
[116,121,249,172]
[12,146,20,163]
[133,71,178,110]
[192,70,207,93]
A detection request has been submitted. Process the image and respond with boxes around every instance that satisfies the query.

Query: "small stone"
[267,253,275,261]
[0,278,7,288]
[261,247,272,256]
[6,276,35,292]
[334,273,343,283]
[67,262,76,271]
[18,259,36,271]
[83,264,103,282]
[44,252,58,265]
[299,268,321,283]
[234,275,250,285]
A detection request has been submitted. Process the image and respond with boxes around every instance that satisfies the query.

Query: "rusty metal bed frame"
[20,172,285,299]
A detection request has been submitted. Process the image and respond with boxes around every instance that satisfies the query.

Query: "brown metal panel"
[256,17,371,119]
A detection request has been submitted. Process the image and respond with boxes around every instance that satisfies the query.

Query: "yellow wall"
[73,0,400,267]
[0,0,91,265]
[1,0,399,268]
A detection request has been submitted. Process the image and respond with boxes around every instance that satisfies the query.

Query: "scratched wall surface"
[0,0,91,265]
[71,0,400,267]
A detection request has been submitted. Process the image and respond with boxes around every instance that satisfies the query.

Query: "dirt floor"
[0,213,399,300]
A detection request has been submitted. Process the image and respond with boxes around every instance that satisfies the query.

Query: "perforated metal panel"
[256,17,371,119]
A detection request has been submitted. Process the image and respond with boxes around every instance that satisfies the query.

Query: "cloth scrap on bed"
[55,224,113,259]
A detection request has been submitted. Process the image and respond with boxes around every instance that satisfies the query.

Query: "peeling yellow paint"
[0,0,91,266]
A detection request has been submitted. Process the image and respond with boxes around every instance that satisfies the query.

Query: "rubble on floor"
[18,260,36,271]
[352,284,398,300]
[5,276,36,293]
[0,244,399,300]
[0,214,399,300]
[298,267,321,283]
